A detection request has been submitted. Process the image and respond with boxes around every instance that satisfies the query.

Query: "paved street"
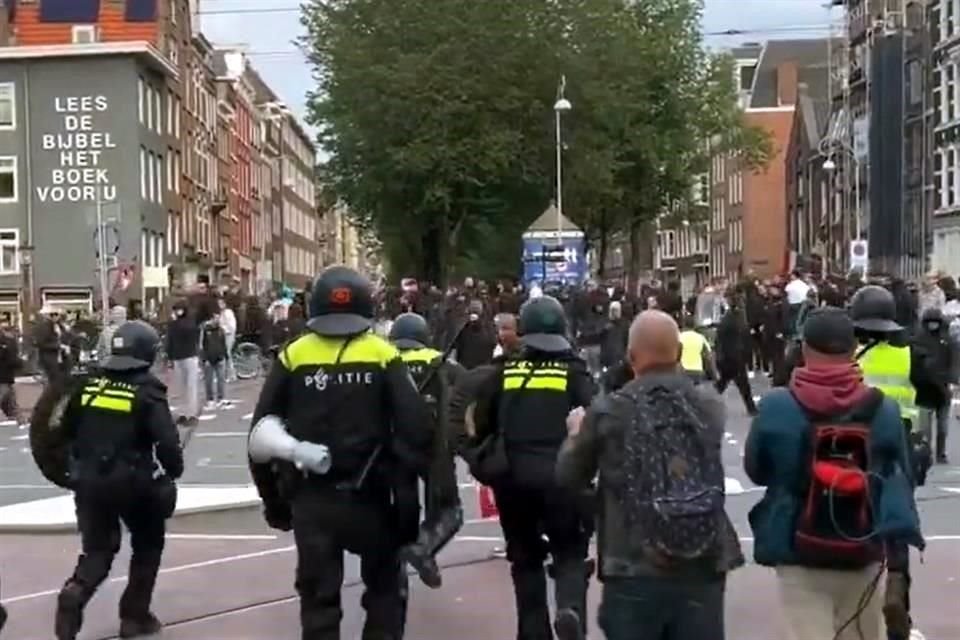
[2,374,960,638]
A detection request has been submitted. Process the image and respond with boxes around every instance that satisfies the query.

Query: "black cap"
[802,307,856,355]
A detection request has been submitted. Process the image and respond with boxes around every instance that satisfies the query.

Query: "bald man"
[557,310,743,640]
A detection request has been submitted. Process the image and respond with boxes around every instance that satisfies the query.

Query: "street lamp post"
[820,141,862,241]
[554,76,572,238]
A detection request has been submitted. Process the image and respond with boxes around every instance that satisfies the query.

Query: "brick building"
[714,39,832,281]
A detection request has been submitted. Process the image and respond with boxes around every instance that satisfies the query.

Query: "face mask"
[175,309,185,317]
[926,322,941,333]
[469,313,479,322]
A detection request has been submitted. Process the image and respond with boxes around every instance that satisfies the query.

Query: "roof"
[731,43,763,60]
[526,203,582,234]
[749,38,838,108]
[0,41,177,78]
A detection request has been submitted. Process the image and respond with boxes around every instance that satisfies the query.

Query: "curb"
[0,486,262,534]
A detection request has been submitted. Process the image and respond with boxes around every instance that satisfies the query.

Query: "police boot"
[550,559,593,640]
[118,550,163,638]
[56,553,113,640]
[510,566,551,640]
[400,542,441,589]
[0,602,7,633]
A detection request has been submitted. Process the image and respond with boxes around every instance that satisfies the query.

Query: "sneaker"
[175,415,186,426]
[55,585,84,640]
[119,612,162,638]
[554,608,585,640]
[490,545,507,559]
[184,416,199,427]
[203,401,217,413]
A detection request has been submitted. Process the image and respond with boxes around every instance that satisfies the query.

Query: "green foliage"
[302,0,772,283]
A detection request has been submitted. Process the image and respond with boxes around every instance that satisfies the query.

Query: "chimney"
[777,62,798,106]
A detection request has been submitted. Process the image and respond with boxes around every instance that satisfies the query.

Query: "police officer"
[850,285,919,640]
[679,315,716,383]
[388,312,464,588]
[466,295,595,640]
[249,266,431,640]
[52,320,183,640]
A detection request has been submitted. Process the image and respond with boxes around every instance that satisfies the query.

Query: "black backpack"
[789,389,885,568]
[621,381,726,561]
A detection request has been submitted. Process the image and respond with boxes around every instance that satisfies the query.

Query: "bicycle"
[233,341,270,380]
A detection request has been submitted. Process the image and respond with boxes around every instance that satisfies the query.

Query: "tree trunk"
[627,217,641,296]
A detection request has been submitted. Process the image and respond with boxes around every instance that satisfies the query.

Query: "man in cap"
[464,295,595,640]
[50,320,183,640]
[248,266,431,640]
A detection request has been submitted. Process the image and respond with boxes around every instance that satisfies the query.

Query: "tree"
[302,0,771,285]
[302,0,562,283]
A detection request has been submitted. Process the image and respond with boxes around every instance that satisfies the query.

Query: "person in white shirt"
[218,298,238,382]
[784,270,811,305]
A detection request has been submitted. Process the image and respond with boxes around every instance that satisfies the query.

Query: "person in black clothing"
[599,301,628,370]
[912,307,954,464]
[453,300,496,369]
[763,285,788,386]
[464,296,595,640]
[714,291,758,415]
[51,321,183,640]
[200,315,229,410]
[0,315,22,426]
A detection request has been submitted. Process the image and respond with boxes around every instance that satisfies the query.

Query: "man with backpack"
[744,307,923,640]
[558,310,743,640]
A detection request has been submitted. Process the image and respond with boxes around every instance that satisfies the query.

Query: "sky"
[199,0,841,134]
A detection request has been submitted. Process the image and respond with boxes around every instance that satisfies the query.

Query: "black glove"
[263,502,292,532]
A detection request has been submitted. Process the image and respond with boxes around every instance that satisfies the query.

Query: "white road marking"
[2,545,297,605]
[198,414,216,422]
[458,482,477,490]
[19,447,29,453]
[454,536,504,542]
[0,484,55,490]
[166,533,277,541]
[196,457,211,467]
[9,435,27,441]
[0,419,16,427]
[0,447,7,452]
[195,432,248,438]
[242,413,254,420]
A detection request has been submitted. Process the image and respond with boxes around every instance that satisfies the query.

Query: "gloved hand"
[883,571,911,639]
[263,502,292,532]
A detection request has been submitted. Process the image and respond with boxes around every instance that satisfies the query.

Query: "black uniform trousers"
[715,367,757,414]
[291,485,408,640]
[492,482,593,640]
[64,490,167,619]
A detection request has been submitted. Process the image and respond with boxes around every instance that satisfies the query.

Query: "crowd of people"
[2,265,956,640]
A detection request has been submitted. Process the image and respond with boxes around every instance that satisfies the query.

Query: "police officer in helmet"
[849,285,919,640]
[465,295,595,640]
[50,320,183,640]
[249,266,431,640]
[388,312,464,588]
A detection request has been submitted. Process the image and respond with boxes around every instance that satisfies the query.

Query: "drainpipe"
[23,64,34,320]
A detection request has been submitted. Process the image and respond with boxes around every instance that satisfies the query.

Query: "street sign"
[850,240,868,272]
[93,224,120,257]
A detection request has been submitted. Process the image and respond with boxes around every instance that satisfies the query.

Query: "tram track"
[92,555,500,640]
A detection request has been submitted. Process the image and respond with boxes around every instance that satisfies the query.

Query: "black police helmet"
[850,284,901,333]
[307,265,375,337]
[518,295,571,353]
[389,312,429,350]
[101,320,160,371]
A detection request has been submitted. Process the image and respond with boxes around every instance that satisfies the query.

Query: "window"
[0,83,15,130]
[155,154,163,201]
[660,230,676,259]
[140,147,147,199]
[146,86,153,130]
[137,77,145,124]
[155,90,162,134]
[0,157,17,203]
[147,152,155,202]
[71,25,99,44]
[174,98,180,137]
[0,229,18,274]
[166,91,173,135]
